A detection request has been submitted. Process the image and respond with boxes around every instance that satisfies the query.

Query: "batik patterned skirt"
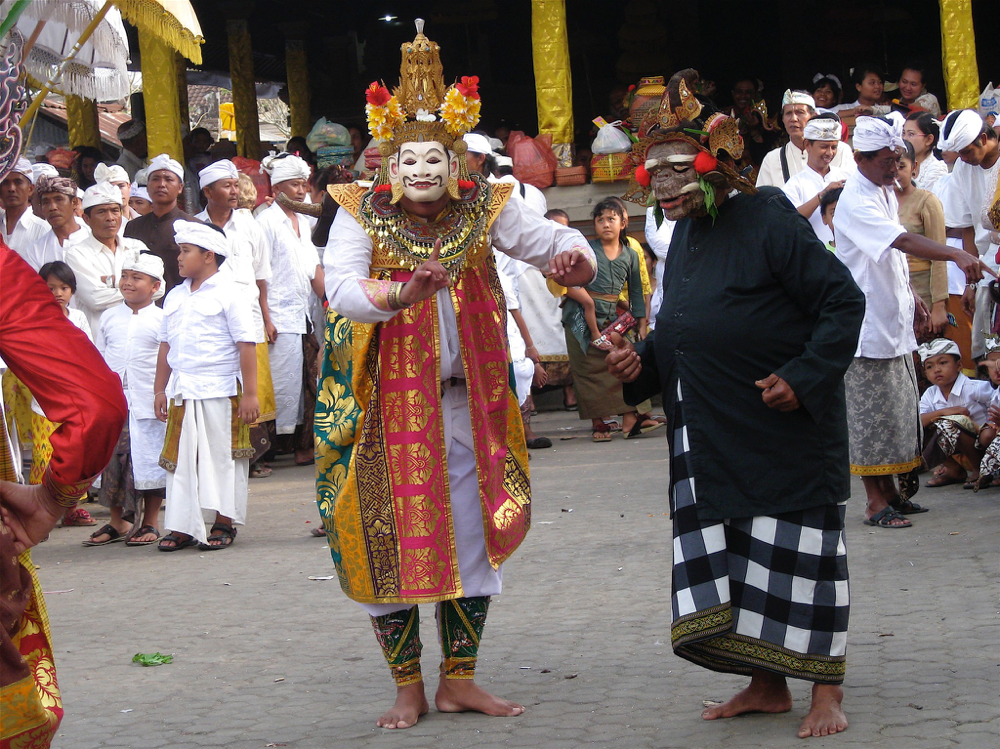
[844,355,922,476]
[668,381,850,684]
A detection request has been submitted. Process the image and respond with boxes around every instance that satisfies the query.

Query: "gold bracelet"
[388,282,412,311]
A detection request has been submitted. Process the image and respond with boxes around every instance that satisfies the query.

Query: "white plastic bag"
[980,83,997,118]
[591,121,632,154]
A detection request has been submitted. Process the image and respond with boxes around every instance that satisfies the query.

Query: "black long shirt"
[123,207,199,293]
[624,188,866,520]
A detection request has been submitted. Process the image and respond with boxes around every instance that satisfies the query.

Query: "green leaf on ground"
[132,652,173,667]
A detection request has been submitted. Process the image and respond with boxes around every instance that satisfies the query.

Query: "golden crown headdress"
[366,19,482,160]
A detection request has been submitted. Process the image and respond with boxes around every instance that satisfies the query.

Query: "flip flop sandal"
[592,423,613,443]
[62,507,98,526]
[158,533,199,552]
[890,497,929,514]
[249,464,273,479]
[82,524,126,546]
[863,507,912,528]
[310,526,327,537]
[125,525,161,546]
[199,522,237,551]
[624,420,665,439]
[924,474,965,488]
[526,437,553,449]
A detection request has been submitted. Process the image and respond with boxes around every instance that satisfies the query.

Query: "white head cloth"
[261,152,310,184]
[199,159,239,189]
[463,133,493,155]
[147,153,184,180]
[129,182,150,201]
[123,252,165,283]
[917,338,961,362]
[31,163,58,183]
[94,163,130,186]
[781,90,815,109]
[803,117,841,141]
[134,167,148,186]
[82,182,123,210]
[173,220,228,257]
[812,73,842,90]
[853,116,906,153]
[11,157,33,181]
[985,335,1000,356]
[76,188,85,200]
[940,109,985,152]
[495,155,514,168]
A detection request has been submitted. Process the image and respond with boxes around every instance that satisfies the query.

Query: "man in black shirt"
[609,70,865,739]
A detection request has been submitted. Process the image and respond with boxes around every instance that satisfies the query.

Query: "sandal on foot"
[199,523,237,551]
[249,464,272,479]
[62,507,97,526]
[526,436,553,449]
[592,423,612,443]
[310,526,326,537]
[624,419,665,439]
[863,507,912,528]
[82,524,126,546]
[890,497,929,514]
[126,525,161,546]
[158,533,198,552]
[925,474,964,488]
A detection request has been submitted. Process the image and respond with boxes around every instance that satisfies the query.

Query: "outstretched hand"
[755,373,800,412]
[549,249,594,288]
[605,332,641,383]
[400,239,450,306]
[0,481,64,554]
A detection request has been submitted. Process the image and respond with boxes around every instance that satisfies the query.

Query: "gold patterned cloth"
[316,181,532,605]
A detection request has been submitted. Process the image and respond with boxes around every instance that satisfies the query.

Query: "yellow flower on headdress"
[365,82,405,142]
[440,84,482,137]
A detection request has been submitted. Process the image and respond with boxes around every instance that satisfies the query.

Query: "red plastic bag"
[507,131,558,189]
[232,156,271,208]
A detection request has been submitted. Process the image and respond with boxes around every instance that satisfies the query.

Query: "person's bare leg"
[955,433,983,483]
[435,678,525,716]
[130,492,163,543]
[377,682,429,729]
[622,412,638,433]
[798,684,848,738]
[563,384,577,409]
[702,668,793,720]
[861,476,908,526]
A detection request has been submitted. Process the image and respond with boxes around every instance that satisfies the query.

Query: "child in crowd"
[973,336,1000,489]
[31,261,97,525]
[919,338,995,490]
[84,253,167,547]
[820,187,842,252]
[154,222,258,551]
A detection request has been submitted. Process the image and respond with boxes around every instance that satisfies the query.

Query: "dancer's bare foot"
[376,683,429,729]
[702,670,792,720]
[798,684,848,738]
[435,678,525,717]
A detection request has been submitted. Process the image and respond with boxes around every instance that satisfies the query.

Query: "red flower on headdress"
[456,76,480,99]
[635,164,651,187]
[366,82,392,107]
[693,151,718,174]
[458,179,476,191]
[374,183,392,193]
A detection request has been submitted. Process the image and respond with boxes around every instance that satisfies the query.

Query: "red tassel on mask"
[374,183,392,193]
[693,151,718,174]
[635,164,651,187]
[458,179,476,190]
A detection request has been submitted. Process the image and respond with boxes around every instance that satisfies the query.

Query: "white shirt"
[919,372,994,425]
[30,308,93,417]
[22,224,90,271]
[782,165,850,245]
[757,140,855,187]
[0,208,47,259]
[196,207,272,342]
[493,174,548,216]
[159,273,256,400]
[834,172,914,358]
[256,201,319,335]
[942,158,1000,284]
[64,233,156,332]
[97,302,164,420]
[930,173,967,295]
[494,249,530,361]
[324,194,595,380]
[916,156,949,193]
[644,206,675,323]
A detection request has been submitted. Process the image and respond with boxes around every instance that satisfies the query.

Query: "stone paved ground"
[32,409,999,749]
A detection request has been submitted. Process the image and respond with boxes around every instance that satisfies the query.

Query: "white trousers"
[359,382,502,616]
[271,332,304,435]
[164,397,249,544]
[131,413,167,490]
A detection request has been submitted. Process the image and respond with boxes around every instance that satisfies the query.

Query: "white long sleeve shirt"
[919,372,994,426]
[0,208,47,260]
[324,195,594,380]
[756,140,855,188]
[196,207,272,342]
[644,206,675,323]
[64,234,158,333]
[97,301,164,419]
[22,224,90,271]
[256,201,318,335]
[781,165,851,245]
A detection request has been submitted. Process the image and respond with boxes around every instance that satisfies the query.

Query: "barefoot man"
[608,69,866,738]
[316,21,595,729]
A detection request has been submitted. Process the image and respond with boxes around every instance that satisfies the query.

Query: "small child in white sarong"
[919,338,995,488]
[972,336,1000,489]
[85,253,167,548]
[154,221,258,551]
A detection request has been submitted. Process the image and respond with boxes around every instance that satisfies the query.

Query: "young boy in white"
[919,338,995,488]
[154,221,259,551]
[85,253,168,547]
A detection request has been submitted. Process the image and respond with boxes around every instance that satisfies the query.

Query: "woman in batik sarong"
[317,21,595,730]
[607,69,865,738]
[562,198,658,442]
[918,338,993,488]
[0,241,127,749]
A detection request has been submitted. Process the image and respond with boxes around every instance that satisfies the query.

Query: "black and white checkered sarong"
[668,382,850,684]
